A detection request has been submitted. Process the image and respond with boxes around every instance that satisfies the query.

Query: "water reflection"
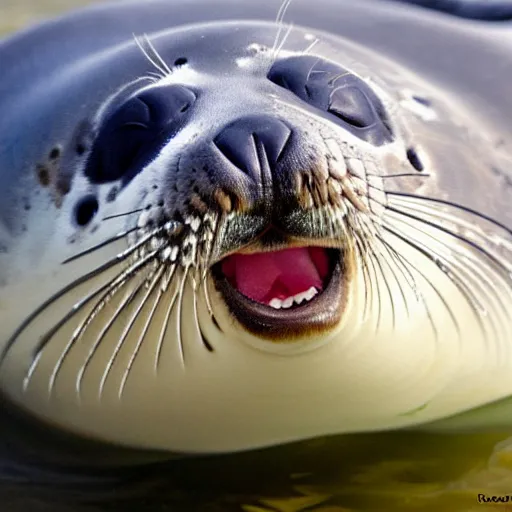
[3,430,512,511]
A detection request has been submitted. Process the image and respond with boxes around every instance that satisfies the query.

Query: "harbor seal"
[0,0,511,465]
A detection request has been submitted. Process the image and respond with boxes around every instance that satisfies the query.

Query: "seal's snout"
[212,114,293,207]
[214,115,292,175]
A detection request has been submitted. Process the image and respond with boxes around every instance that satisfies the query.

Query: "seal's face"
[79,43,398,343]
[1,22,511,454]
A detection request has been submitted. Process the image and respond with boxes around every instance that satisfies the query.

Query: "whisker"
[155,265,180,372]
[364,241,383,332]
[368,173,431,179]
[102,209,144,221]
[371,237,397,328]
[274,22,294,61]
[2,228,164,367]
[374,230,440,341]
[133,33,171,78]
[384,203,511,280]
[302,37,319,55]
[49,268,145,395]
[175,266,191,367]
[387,193,512,237]
[353,236,372,322]
[389,196,512,259]
[75,270,153,397]
[381,223,475,349]
[142,34,173,75]
[62,226,139,264]
[374,235,412,318]
[202,277,216,322]
[327,71,352,87]
[98,263,162,398]
[305,56,323,83]
[22,250,160,391]
[118,264,167,398]
[384,211,508,354]
[272,0,293,61]
[192,275,214,353]
[387,208,510,307]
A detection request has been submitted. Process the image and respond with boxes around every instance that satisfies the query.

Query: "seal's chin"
[212,246,346,340]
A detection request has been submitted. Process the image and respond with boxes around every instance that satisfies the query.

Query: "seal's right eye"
[84,85,196,184]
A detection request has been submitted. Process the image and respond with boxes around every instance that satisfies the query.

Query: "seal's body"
[0,0,511,462]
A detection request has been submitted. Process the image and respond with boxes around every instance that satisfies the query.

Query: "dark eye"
[84,84,196,184]
[268,56,393,146]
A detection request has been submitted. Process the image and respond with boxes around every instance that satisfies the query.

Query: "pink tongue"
[222,247,329,304]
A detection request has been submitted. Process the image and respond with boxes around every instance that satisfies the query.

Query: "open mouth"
[212,245,346,339]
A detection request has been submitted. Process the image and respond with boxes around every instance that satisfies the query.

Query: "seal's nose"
[213,115,292,187]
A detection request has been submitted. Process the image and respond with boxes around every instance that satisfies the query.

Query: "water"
[1,1,512,511]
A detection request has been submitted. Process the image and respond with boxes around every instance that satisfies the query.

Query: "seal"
[0,0,511,463]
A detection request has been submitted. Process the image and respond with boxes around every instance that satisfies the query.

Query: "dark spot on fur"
[412,95,432,107]
[56,178,71,196]
[406,147,424,172]
[36,165,51,187]
[73,120,94,157]
[174,57,188,66]
[106,187,118,202]
[49,146,61,160]
[74,195,99,226]
[491,166,512,187]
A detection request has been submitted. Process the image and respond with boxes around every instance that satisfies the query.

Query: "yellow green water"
[1,1,512,511]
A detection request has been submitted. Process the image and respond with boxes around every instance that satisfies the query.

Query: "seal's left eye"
[268,56,393,146]
[84,85,196,184]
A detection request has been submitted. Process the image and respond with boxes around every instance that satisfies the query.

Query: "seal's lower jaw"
[212,247,345,340]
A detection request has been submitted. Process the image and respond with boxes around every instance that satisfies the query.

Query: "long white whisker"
[272,0,293,60]
[118,264,167,398]
[133,34,170,78]
[97,263,162,398]
[154,265,180,372]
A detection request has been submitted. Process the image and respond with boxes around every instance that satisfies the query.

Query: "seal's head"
[0,19,511,455]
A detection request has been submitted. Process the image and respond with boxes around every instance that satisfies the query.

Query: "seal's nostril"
[213,115,292,177]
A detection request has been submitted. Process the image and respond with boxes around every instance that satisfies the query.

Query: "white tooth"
[269,298,283,309]
[269,286,320,310]
[293,291,308,305]
[282,297,295,309]
[305,286,318,301]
